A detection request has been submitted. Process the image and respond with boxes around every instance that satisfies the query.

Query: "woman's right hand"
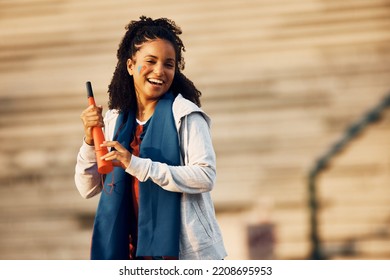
[80,104,104,146]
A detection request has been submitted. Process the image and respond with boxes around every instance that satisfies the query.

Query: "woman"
[75,16,227,260]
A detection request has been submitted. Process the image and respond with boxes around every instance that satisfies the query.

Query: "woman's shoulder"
[172,94,211,130]
[104,109,119,119]
[103,109,120,127]
[173,94,209,119]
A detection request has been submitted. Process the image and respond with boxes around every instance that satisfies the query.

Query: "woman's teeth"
[148,78,163,85]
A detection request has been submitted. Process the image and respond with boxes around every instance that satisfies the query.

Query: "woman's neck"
[136,97,158,122]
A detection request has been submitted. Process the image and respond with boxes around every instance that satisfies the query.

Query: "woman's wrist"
[84,136,94,146]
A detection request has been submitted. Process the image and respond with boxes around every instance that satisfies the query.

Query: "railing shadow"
[308,91,390,259]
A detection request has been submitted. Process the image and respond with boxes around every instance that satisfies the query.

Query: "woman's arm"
[74,141,102,198]
[126,112,216,194]
[74,109,117,199]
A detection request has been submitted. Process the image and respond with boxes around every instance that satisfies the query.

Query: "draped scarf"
[90,92,182,259]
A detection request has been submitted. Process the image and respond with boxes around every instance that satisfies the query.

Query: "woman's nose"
[153,63,164,76]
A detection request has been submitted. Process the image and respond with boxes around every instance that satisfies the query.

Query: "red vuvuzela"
[86,81,113,174]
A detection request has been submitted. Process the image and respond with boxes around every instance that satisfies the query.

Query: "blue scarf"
[90,92,181,259]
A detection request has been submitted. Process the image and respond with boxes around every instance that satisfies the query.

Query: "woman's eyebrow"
[144,54,175,62]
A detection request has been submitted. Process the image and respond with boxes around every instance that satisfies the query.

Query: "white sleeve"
[74,140,103,198]
[125,112,216,194]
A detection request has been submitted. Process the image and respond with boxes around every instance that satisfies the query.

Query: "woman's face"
[127,39,176,103]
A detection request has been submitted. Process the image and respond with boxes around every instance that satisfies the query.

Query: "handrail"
[308,92,390,259]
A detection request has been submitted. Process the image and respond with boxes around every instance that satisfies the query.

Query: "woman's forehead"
[135,39,176,58]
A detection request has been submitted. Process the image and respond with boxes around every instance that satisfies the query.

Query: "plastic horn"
[86,81,113,174]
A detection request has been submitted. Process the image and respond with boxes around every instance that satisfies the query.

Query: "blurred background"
[1,0,390,260]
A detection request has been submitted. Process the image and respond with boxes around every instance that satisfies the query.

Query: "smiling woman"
[127,39,176,121]
[75,16,227,260]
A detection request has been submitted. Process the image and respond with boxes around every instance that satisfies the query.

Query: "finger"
[84,111,103,121]
[102,153,130,170]
[84,110,100,116]
[82,105,102,116]
[85,120,104,128]
[84,115,102,123]
[101,141,127,152]
[82,116,104,127]
[80,105,95,115]
[81,112,102,125]
[101,151,126,163]
[82,113,104,126]
[84,115,100,122]
[100,150,116,161]
[85,104,95,111]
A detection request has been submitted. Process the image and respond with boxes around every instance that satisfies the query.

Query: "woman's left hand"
[100,141,132,170]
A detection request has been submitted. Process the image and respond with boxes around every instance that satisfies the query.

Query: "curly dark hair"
[108,16,201,113]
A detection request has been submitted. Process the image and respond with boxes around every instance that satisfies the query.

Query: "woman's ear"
[127,58,134,76]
